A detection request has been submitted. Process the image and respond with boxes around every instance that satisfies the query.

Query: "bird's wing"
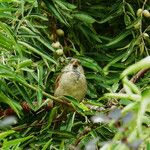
[54,74,62,90]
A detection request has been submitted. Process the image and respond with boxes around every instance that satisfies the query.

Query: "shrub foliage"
[0,0,150,149]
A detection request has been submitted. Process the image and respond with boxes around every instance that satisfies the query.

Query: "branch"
[130,68,150,83]
[120,68,150,93]
[0,100,53,117]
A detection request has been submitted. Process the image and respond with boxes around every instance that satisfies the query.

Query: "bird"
[54,58,87,101]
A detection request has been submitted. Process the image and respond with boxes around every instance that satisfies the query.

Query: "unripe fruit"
[41,2,46,8]
[56,49,64,56]
[143,33,149,39]
[143,10,150,18]
[134,21,141,29]
[50,34,54,41]
[56,29,64,37]
[51,41,61,49]
[137,8,142,17]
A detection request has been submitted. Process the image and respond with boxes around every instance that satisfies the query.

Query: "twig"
[119,68,150,93]
[74,126,91,146]
[0,100,53,117]
[130,68,150,83]
[106,68,150,107]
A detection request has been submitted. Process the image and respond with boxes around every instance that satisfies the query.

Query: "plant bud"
[56,29,64,37]
[143,10,150,18]
[56,49,64,56]
[137,8,142,17]
[52,41,61,49]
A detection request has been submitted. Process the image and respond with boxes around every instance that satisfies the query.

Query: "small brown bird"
[54,58,87,101]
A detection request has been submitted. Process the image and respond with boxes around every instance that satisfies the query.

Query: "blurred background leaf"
[0,0,150,149]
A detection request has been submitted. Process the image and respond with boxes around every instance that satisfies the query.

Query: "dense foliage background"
[0,0,150,149]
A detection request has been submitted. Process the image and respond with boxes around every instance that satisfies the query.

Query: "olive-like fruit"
[41,2,46,8]
[50,34,55,41]
[143,33,149,39]
[52,41,61,49]
[56,29,64,37]
[137,8,142,17]
[56,49,64,56]
[143,10,150,18]
[134,21,141,29]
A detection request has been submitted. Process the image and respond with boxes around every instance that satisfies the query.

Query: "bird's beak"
[72,60,79,68]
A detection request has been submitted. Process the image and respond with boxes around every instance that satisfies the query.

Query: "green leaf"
[0,90,22,117]
[142,87,150,99]
[0,0,20,2]
[124,14,131,26]
[79,25,102,43]
[105,30,131,47]
[18,41,57,64]
[0,7,17,12]
[121,57,150,78]
[79,57,103,74]
[55,0,72,11]
[17,59,32,69]
[99,5,122,24]
[126,18,141,29]
[73,13,96,24]
[119,99,132,105]
[2,136,33,149]
[59,1,76,10]
[0,22,22,56]
[47,130,75,138]
[103,53,126,75]
[0,13,16,19]
[125,2,135,16]
[26,14,48,21]
[59,140,65,150]
[13,83,34,109]
[41,106,58,132]
[121,38,138,62]
[0,130,15,139]
[65,112,76,132]
[19,26,56,52]
[37,65,44,107]
[44,1,69,26]
[42,139,52,150]
[147,142,150,150]
[64,96,90,115]
[0,64,28,85]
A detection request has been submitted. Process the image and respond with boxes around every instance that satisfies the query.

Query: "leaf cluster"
[0,0,150,149]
